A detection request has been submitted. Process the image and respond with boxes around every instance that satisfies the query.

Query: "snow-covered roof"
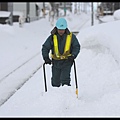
[0,11,11,17]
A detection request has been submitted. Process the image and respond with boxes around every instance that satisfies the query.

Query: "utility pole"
[112,3,114,14]
[26,2,30,23]
[64,2,66,16]
[91,2,94,26]
[8,2,13,26]
[43,2,46,17]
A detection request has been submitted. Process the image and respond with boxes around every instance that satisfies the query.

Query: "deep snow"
[0,7,120,118]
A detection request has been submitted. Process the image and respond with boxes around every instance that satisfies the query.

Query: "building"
[0,2,73,24]
[0,2,44,24]
[99,2,120,16]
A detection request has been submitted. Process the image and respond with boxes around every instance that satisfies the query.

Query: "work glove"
[44,58,52,65]
[68,55,75,62]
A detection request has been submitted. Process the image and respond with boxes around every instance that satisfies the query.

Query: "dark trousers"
[51,63,72,87]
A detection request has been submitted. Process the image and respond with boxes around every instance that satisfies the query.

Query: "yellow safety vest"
[51,32,72,60]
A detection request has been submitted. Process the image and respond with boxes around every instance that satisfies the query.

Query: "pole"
[43,2,46,18]
[91,2,94,26]
[43,63,47,92]
[73,60,78,98]
[64,2,66,16]
[8,2,13,26]
[26,2,30,23]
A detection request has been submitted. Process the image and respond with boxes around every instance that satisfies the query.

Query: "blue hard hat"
[56,18,67,30]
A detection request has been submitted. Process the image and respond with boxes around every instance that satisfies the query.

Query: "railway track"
[0,52,43,106]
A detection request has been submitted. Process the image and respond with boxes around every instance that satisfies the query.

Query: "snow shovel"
[73,60,78,98]
[43,63,47,92]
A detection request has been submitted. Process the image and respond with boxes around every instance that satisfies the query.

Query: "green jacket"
[42,27,80,68]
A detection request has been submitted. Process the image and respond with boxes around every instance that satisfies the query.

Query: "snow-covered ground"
[0,8,120,117]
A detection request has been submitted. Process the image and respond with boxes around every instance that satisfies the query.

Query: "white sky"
[0,8,120,118]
